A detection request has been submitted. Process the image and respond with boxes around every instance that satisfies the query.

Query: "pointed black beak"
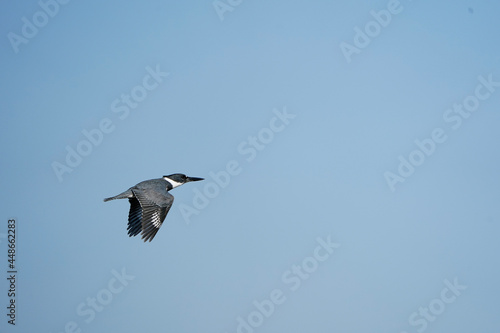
[186,176,204,182]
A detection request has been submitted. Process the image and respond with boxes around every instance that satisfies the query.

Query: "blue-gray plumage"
[104,174,203,242]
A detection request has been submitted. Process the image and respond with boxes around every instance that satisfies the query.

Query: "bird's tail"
[103,189,133,202]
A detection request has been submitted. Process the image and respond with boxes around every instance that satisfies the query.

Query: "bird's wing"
[131,188,174,242]
[127,197,142,237]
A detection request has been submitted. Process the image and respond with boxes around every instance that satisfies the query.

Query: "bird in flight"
[104,174,204,242]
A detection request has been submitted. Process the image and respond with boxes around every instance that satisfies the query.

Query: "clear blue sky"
[1,1,499,332]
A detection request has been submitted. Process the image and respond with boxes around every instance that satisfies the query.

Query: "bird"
[104,174,204,242]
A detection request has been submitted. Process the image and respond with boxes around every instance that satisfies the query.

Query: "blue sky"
[1,0,499,332]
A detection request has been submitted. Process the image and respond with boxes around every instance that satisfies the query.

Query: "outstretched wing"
[130,187,174,242]
[127,197,142,237]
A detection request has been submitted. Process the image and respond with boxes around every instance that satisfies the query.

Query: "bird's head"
[163,173,204,188]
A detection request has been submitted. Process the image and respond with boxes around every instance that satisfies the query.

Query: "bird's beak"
[186,176,204,182]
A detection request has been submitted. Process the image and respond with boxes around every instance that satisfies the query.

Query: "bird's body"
[104,174,203,242]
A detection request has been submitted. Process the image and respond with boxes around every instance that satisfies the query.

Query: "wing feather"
[130,188,173,242]
[127,198,142,237]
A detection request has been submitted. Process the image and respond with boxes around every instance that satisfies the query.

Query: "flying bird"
[104,174,204,242]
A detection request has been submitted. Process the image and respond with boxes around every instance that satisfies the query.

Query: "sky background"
[1,0,500,332]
